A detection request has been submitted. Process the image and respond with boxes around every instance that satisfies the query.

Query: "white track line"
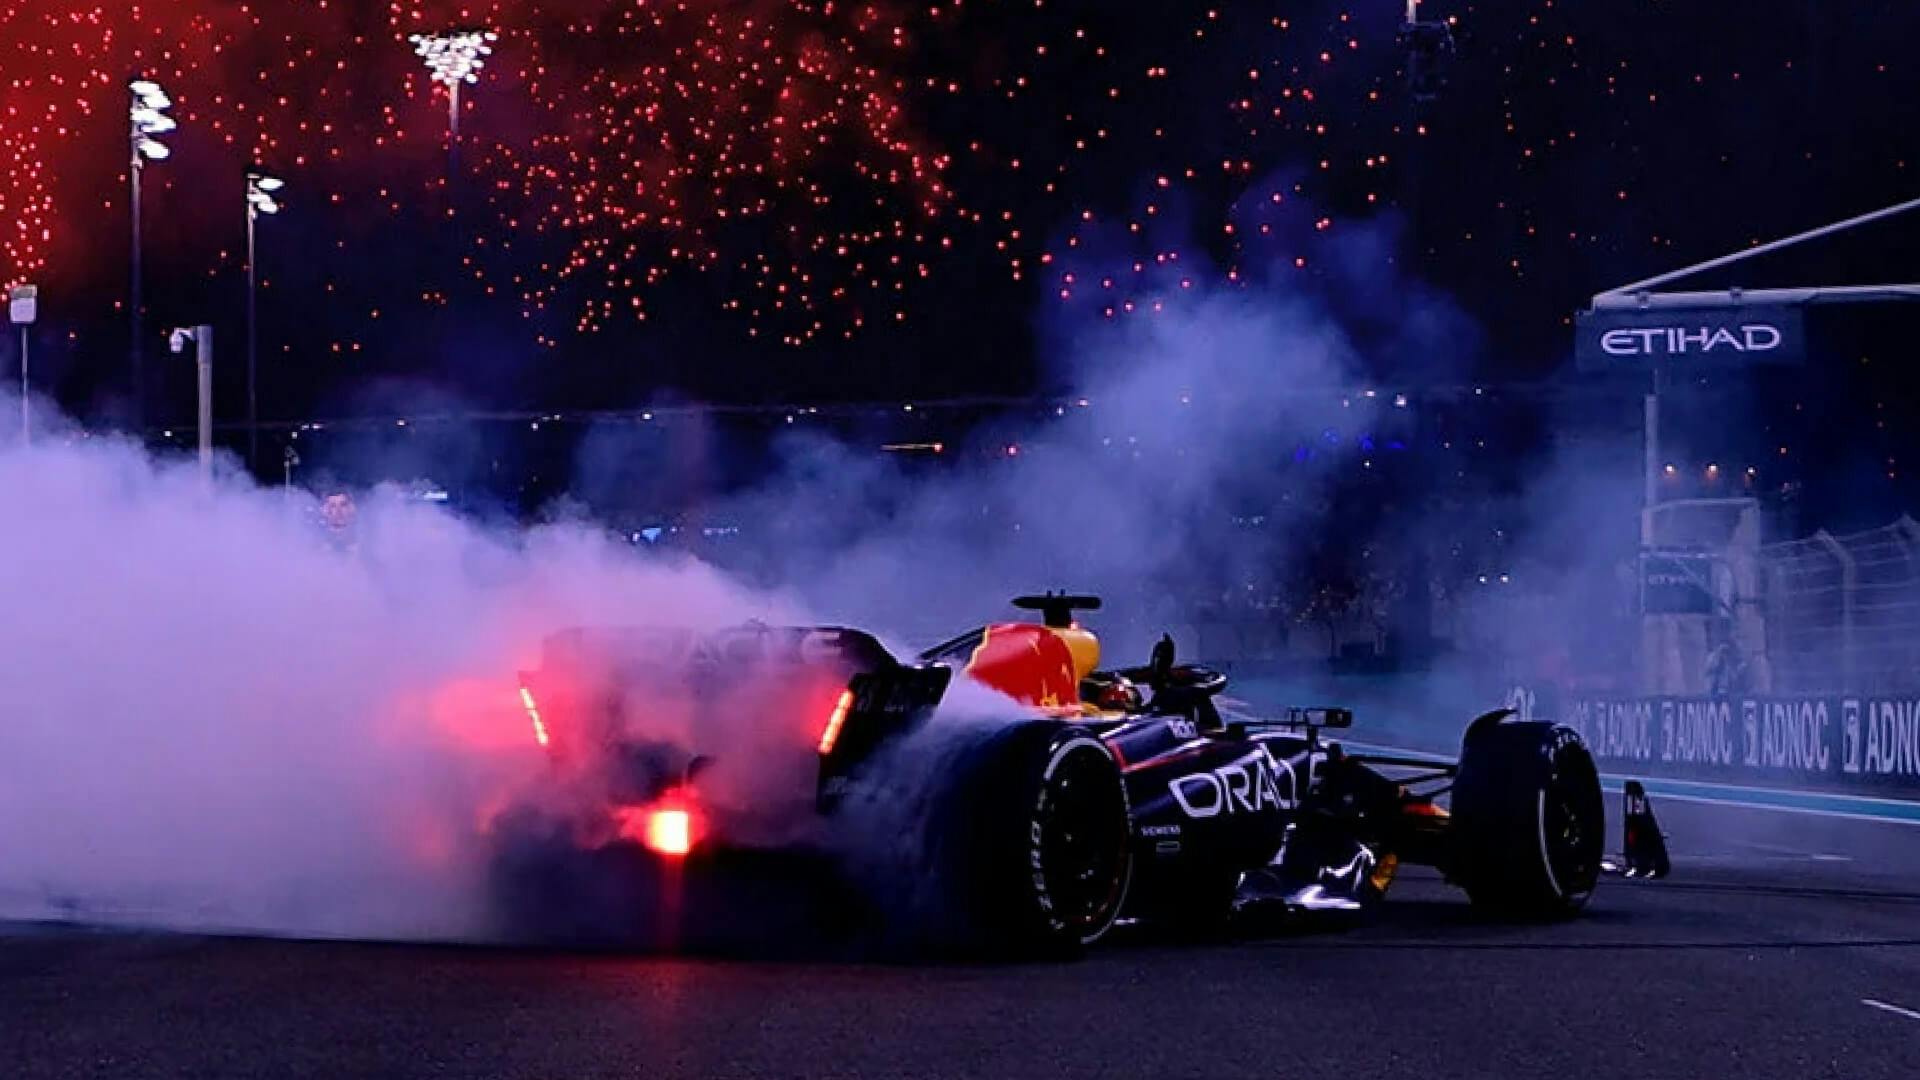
[1862,998,1920,1023]
[1592,773,1920,812]
[1599,788,1920,828]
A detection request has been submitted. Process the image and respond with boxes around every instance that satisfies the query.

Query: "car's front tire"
[1449,712,1604,918]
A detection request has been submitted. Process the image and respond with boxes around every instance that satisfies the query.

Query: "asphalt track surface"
[6,798,1920,1080]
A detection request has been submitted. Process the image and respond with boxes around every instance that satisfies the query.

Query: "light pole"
[129,77,175,435]
[168,325,213,483]
[410,29,497,148]
[1392,0,1454,665]
[245,169,284,473]
[8,284,35,445]
[410,29,494,333]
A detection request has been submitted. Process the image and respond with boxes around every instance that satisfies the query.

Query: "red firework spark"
[0,0,970,343]
[465,1,959,345]
[2,2,1396,342]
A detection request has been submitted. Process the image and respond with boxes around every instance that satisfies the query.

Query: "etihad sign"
[1574,302,1804,371]
[1599,322,1784,357]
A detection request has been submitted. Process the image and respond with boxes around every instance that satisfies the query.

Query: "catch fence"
[1761,517,1920,694]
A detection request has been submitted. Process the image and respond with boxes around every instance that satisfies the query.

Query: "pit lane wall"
[1554,694,1920,797]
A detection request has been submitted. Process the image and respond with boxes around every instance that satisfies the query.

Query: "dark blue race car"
[495,595,1606,955]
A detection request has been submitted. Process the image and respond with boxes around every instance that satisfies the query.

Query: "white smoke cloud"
[692,287,1378,662]
[0,407,789,940]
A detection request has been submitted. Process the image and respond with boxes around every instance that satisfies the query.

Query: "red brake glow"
[615,792,704,857]
[518,686,551,748]
[644,808,694,857]
[817,688,856,755]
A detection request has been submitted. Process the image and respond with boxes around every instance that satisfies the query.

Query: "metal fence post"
[1813,530,1855,692]
[1890,516,1920,684]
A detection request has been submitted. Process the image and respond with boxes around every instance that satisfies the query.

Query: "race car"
[493,594,1605,954]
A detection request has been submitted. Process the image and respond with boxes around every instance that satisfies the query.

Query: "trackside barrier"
[1559,695,1920,798]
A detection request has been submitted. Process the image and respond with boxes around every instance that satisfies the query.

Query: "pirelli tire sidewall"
[935,720,1134,956]
[1450,720,1604,919]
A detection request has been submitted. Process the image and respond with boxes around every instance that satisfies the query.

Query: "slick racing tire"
[1449,712,1604,919]
[935,721,1134,956]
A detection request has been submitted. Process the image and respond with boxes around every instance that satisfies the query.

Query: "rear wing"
[516,624,901,757]
[536,623,896,678]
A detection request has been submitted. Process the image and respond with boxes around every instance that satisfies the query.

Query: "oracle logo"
[1168,749,1299,818]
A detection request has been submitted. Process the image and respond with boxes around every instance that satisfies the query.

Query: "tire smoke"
[0,412,788,940]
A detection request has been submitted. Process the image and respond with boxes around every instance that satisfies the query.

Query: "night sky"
[3,1,1918,422]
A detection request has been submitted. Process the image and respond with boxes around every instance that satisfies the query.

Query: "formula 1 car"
[494,594,1604,954]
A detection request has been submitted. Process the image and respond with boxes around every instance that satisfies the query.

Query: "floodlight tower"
[410,30,497,144]
[245,169,285,471]
[129,77,176,432]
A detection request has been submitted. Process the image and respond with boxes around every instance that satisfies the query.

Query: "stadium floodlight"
[409,29,498,140]
[246,170,284,219]
[131,108,176,134]
[128,76,176,433]
[410,29,496,85]
[245,170,286,472]
[246,172,282,216]
[130,81,172,110]
[128,70,176,169]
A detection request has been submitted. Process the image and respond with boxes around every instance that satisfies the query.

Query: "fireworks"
[0,2,1913,355]
[467,0,963,344]
[0,1,1367,342]
[0,1,980,341]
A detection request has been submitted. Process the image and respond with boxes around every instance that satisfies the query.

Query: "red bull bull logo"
[965,623,1082,709]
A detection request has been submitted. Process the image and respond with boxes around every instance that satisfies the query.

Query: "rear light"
[625,788,703,858]
[644,808,694,857]
[518,686,551,748]
[817,688,855,755]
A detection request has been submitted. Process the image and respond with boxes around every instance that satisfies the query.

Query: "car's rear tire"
[934,721,1133,956]
[1449,712,1603,919]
